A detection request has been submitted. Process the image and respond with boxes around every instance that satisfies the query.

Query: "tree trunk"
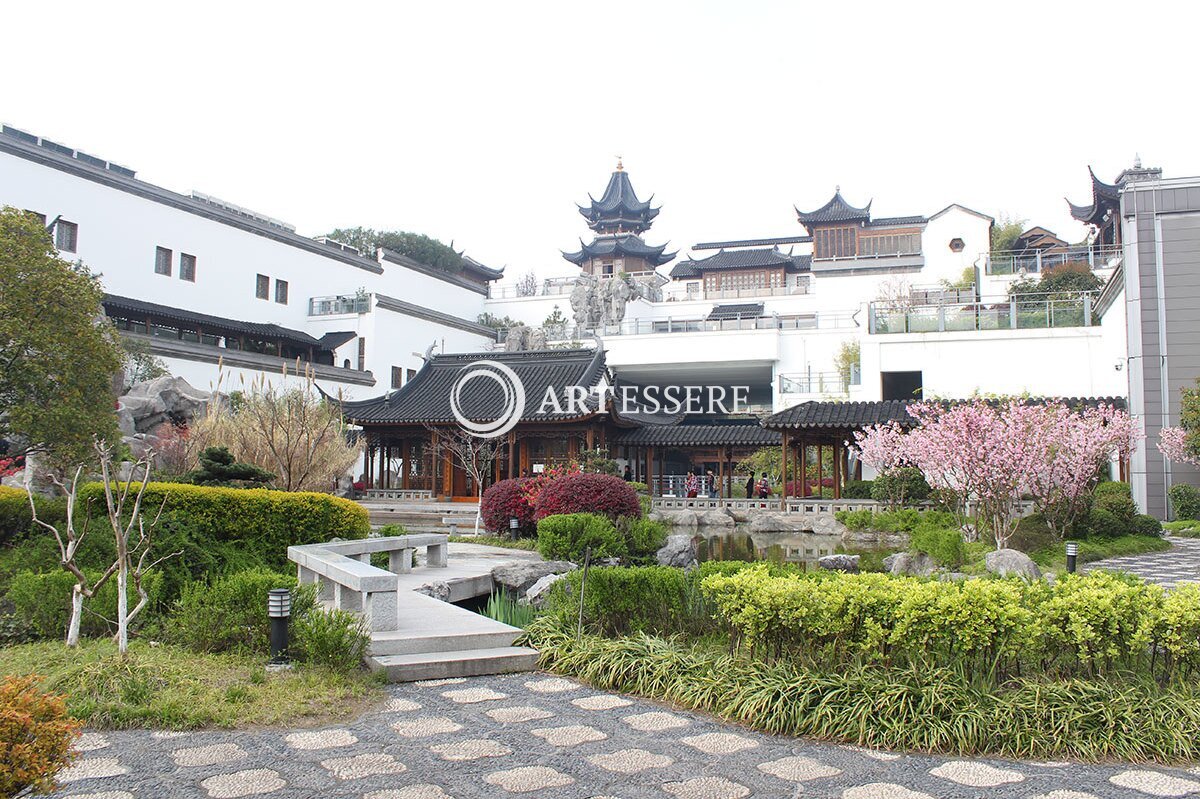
[475,485,483,535]
[66,585,83,648]
[116,558,129,654]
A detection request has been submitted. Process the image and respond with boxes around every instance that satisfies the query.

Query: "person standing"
[706,469,718,498]
[757,474,770,498]
[745,472,755,499]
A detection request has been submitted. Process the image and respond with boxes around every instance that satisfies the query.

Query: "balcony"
[778,367,860,397]
[682,283,812,301]
[309,294,370,316]
[984,244,1122,276]
[868,291,1099,334]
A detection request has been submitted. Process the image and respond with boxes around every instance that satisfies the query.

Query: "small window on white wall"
[155,247,172,276]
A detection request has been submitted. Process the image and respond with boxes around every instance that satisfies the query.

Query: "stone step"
[368,628,520,656]
[367,646,539,682]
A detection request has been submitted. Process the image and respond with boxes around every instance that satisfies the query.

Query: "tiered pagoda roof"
[577,160,661,234]
[562,234,676,267]
[796,190,872,227]
[1066,166,1122,227]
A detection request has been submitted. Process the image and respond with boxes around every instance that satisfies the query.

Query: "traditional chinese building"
[563,160,675,277]
[1067,160,1162,246]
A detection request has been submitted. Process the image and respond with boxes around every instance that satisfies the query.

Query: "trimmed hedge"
[0,486,66,547]
[8,569,165,640]
[480,479,534,535]
[870,467,930,506]
[76,482,369,568]
[1094,481,1137,522]
[533,473,640,521]
[702,566,1200,682]
[537,513,625,561]
[841,480,873,499]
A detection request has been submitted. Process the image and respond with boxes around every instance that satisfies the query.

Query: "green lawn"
[449,534,538,551]
[1030,534,1172,572]
[0,640,383,729]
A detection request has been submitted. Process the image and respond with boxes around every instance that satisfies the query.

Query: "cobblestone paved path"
[50,672,1200,799]
[1085,536,1200,588]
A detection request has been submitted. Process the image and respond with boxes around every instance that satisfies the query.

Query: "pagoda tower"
[563,159,675,276]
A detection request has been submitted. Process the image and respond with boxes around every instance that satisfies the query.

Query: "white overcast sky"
[5,1,1194,283]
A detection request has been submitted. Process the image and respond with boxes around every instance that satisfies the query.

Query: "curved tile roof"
[612,421,780,447]
[578,168,661,234]
[562,234,676,267]
[1067,166,1122,225]
[668,248,811,278]
[340,347,608,425]
[796,190,872,225]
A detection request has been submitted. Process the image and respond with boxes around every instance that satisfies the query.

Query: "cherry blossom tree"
[1023,402,1136,541]
[852,420,909,473]
[1159,426,1200,468]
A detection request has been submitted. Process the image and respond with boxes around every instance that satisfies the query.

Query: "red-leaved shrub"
[533,472,641,521]
[0,675,80,797]
[481,478,535,534]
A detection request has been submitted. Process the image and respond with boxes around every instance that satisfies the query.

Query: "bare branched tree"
[95,441,178,654]
[430,426,498,534]
[28,466,110,647]
[514,270,539,298]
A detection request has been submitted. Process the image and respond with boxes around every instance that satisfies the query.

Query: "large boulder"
[697,509,735,528]
[985,549,1042,581]
[523,573,566,608]
[649,509,699,530]
[747,514,806,533]
[491,560,576,594]
[414,581,451,603]
[122,376,216,430]
[884,551,937,577]
[655,534,698,568]
[818,554,860,573]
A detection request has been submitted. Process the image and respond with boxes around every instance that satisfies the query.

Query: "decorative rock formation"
[818,554,860,573]
[883,551,937,577]
[414,580,451,603]
[491,560,576,595]
[523,573,567,607]
[655,534,699,569]
[984,548,1042,580]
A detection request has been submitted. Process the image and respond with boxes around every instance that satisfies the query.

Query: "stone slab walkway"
[1084,536,1200,588]
[49,672,1200,799]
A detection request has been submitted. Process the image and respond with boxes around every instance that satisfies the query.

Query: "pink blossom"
[1159,426,1200,468]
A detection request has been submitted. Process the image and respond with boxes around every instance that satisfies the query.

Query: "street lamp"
[509,517,520,541]
[268,588,292,664]
[1065,542,1079,574]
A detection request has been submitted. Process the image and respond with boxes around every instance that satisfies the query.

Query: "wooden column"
[780,430,790,510]
[718,446,726,499]
[585,428,595,451]
[507,432,517,479]
[647,446,656,497]
[365,442,374,489]
[799,441,807,499]
[568,436,579,462]
[833,441,842,499]
[401,439,411,489]
[429,431,439,498]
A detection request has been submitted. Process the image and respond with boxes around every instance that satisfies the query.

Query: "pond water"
[693,524,892,568]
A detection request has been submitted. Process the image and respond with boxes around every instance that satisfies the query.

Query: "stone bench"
[288,534,449,632]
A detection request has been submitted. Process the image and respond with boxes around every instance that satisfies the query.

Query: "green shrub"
[545,566,702,636]
[620,517,667,555]
[525,615,1200,762]
[76,482,369,571]
[0,486,67,547]
[7,569,164,640]
[870,467,930,507]
[909,525,966,567]
[1080,507,1123,539]
[291,608,368,673]
[834,507,948,534]
[167,568,314,655]
[1094,481,1137,522]
[1010,512,1056,553]
[1132,514,1164,537]
[537,513,625,561]
[841,480,873,499]
[699,566,1199,682]
[1170,484,1200,521]
[1163,520,1200,536]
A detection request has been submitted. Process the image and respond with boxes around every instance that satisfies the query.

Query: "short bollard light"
[509,517,520,540]
[268,588,291,664]
[1066,542,1079,574]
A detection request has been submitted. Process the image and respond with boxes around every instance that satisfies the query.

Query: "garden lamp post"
[509,517,520,541]
[268,588,292,664]
[1065,542,1078,574]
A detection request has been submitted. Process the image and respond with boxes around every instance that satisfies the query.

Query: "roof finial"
[835,184,841,194]
[616,156,624,172]
[1134,153,1142,169]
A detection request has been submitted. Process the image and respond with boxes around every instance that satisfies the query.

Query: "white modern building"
[0,124,502,401]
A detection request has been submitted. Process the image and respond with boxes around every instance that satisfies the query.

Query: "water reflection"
[695,526,847,568]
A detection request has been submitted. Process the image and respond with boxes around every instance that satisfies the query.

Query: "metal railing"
[488,272,666,300]
[778,367,860,396]
[529,313,854,340]
[681,283,812,301]
[984,244,1122,276]
[869,291,1098,334]
[309,294,370,316]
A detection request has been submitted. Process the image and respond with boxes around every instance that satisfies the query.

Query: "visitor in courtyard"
[623,464,632,481]
[685,471,699,498]
[757,474,771,498]
[745,472,756,498]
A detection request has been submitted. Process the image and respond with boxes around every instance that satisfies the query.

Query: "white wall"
[0,147,493,397]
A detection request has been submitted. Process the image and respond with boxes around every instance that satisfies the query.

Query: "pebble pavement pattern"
[1084,536,1200,589]
[48,672,1200,799]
